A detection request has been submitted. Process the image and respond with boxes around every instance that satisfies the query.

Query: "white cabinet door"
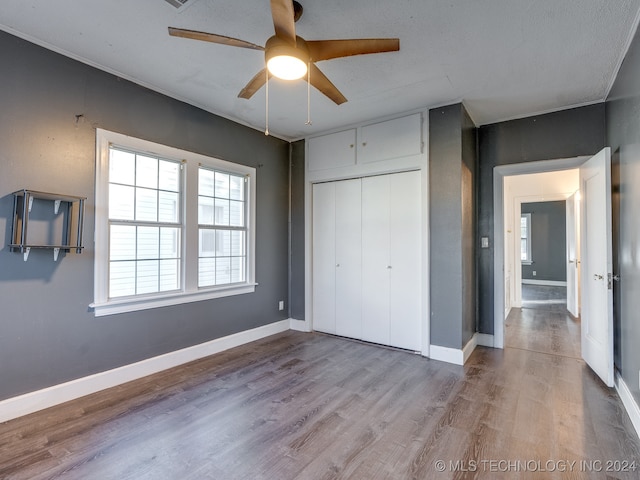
[312,182,337,334]
[308,129,357,172]
[359,114,422,164]
[389,171,422,351]
[361,175,391,345]
[334,179,362,339]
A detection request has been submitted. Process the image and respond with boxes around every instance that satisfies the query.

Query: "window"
[521,213,532,264]
[93,129,256,316]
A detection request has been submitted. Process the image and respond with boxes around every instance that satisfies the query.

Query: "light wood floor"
[2,316,639,478]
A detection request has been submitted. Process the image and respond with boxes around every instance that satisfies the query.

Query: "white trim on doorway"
[493,156,589,349]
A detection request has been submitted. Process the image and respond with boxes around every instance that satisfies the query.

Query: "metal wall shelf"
[9,189,86,261]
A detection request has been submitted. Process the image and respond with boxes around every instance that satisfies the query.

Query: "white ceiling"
[1,0,639,141]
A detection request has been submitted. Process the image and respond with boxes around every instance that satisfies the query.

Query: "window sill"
[521,260,533,265]
[90,283,257,317]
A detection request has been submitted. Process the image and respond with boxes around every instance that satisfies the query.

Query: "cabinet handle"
[387,265,392,269]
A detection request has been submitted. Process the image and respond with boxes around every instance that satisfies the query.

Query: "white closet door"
[361,175,391,345]
[312,182,337,334]
[334,179,362,339]
[389,170,422,350]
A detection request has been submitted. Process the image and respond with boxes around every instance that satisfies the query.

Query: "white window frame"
[521,212,532,264]
[92,129,256,316]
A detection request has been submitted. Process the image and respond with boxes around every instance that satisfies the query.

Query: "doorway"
[492,156,588,349]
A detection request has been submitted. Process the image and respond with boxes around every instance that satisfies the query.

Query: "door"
[360,171,421,351]
[361,175,391,345]
[312,182,337,334]
[580,147,613,387]
[334,179,362,339]
[312,179,362,337]
[388,171,422,350]
[566,191,580,317]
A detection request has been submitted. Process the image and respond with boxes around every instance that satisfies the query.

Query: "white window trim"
[521,212,532,265]
[91,129,256,317]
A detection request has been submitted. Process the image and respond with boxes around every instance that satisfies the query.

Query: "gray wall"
[521,201,566,282]
[429,103,477,349]
[477,104,605,334]
[606,23,640,404]
[289,140,305,320]
[0,31,290,401]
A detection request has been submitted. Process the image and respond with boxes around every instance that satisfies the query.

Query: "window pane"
[229,200,244,227]
[160,259,179,291]
[136,260,159,294]
[136,187,158,221]
[159,191,179,223]
[199,258,215,287]
[231,231,245,256]
[521,239,527,260]
[110,225,136,261]
[229,174,244,201]
[110,149,135,185]
[109,261,136,298]
[199,229,216,257]
[215,198,230,225]
[159,160,180,192]
[230,257,245,283]
[136,155,158,189]
[198,196,214,225]
[217,230,231,256]
[215,172,230,198]
[137,227,159,260]
[160,227,180,259]
[216,257,231,284]
[199,169,215,197]
[109,184,135,220]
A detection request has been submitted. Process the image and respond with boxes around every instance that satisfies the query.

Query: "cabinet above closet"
[9,189,86,261]
[307,113,423,177]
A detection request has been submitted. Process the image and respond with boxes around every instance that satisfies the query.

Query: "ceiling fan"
[168,0,399,105]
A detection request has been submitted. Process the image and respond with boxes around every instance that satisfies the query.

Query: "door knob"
[594,274,603,280]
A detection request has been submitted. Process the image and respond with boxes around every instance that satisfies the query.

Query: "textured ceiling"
[1,0,639,140]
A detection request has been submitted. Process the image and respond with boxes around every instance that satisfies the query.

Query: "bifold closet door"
[388,171,421,351]
[312,182,337,334]
[312,179,362,338]
[361,171,421,351]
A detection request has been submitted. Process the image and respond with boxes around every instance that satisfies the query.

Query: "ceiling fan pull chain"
[265,69,270,136]
[306,61,312,126]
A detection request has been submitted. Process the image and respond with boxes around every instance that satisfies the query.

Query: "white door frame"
[493,156,589,348]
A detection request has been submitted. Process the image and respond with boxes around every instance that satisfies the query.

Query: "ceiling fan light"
[267,55,307,80]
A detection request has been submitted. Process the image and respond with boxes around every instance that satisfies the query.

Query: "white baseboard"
[430,333,492,366]
[289,318,311,332]
[0,319,290,424]
[462,335,478,364]
[476,333,495,348]
[429,344,464,365]
[615,370,640,440]
[522,279,567,286]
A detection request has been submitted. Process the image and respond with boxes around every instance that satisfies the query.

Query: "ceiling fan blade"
[238,68,273,99]
[168,27,264,51]
[306,38,399,61]
[307,64,347,105]
[270,0,297,45]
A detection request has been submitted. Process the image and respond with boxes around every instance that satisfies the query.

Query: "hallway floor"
[506,285,581,359]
